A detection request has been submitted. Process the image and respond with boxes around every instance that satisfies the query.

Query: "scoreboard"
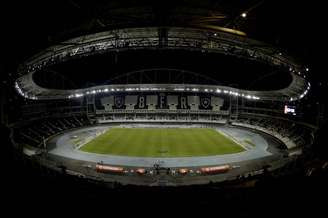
[284,105,296,115]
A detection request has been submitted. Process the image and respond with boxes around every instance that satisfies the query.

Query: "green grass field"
[80,128,245,157]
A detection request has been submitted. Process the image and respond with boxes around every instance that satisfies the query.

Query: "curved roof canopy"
[15,27,310,101]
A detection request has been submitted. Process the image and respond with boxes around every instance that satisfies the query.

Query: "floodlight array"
[67,85,260,100]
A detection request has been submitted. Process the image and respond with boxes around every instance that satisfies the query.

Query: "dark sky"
[0,1,325,89]
[0,1,324,56]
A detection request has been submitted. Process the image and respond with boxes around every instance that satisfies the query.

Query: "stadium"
[1,0,327,212]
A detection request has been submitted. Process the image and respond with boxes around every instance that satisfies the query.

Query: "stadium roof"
[14,26,310,101]
[0,0,325,102]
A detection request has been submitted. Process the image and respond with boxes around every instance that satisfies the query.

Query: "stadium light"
[61,84,266,101]
[74,93,83,98]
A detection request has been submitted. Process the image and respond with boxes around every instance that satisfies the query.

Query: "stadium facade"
[2,1,323,189]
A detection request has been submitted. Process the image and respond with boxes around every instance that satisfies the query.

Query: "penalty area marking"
[216,129,249,151]
[75,128,109,150]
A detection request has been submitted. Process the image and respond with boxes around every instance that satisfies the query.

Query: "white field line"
[75,128,109,150]
[216,129,249,151]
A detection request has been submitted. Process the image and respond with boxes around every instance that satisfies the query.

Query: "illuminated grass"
[80,128,244,157]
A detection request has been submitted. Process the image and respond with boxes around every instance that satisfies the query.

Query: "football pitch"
[80,128,245,157]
